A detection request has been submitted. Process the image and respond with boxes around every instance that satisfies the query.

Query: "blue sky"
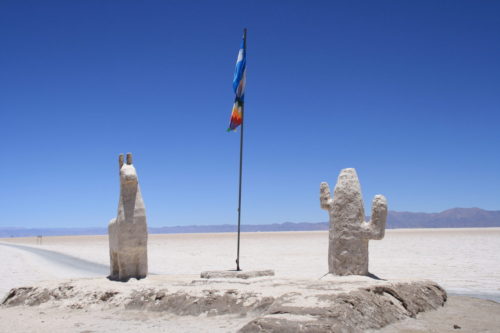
[1,1,499,228]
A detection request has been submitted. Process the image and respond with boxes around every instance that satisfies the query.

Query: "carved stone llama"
[108,153,148,281]
[320,168,387,276]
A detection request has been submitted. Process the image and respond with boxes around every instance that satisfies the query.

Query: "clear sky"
[1,1,499,228]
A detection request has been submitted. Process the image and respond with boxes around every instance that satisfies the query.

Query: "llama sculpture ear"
[119,154,124,170]
[126,153,133,165]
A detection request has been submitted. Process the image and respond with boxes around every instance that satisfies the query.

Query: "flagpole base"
[200,270,275,280]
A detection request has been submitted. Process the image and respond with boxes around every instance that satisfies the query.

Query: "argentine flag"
[228,30,247,131]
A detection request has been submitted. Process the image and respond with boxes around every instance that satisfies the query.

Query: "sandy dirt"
[367,296,500,333]
[0,275,447,332]
[0,296,498,333]
[0,305,250,333]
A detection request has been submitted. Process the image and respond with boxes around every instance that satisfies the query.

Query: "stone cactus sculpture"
[320,168,387,276]
[108,153,148,281]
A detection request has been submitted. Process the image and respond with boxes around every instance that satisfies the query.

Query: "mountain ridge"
[1,207,499,238]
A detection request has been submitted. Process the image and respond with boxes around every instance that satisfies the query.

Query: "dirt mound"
[1,275,446,332]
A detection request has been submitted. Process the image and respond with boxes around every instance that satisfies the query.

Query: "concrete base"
[200,269,275,279]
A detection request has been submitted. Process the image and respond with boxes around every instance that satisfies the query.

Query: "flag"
[228,31,247,131]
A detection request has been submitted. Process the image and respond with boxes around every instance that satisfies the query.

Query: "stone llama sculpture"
[108,153,148,281]
[320,168,387,276]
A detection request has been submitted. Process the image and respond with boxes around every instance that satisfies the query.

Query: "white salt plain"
[1,228,499,302]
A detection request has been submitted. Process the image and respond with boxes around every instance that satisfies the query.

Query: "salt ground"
[0,228,499,332]
[1,228,499,301]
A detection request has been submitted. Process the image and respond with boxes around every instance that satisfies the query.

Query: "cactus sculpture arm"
[361,195,388,240]
[320,168,388,276]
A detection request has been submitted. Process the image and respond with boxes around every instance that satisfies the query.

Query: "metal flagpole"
[236,28,247,271]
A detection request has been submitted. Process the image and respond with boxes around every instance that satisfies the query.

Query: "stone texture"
[1,275,446,332]
[108,153,148,281]
[320,168,388,276]
[239,281,446,332]
[200,270,275,279]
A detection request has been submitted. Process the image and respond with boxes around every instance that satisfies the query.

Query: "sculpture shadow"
[366,272,385,281]
[107,275,147,283]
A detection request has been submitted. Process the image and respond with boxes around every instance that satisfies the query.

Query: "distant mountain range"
[1,208,499,238]
[387,207,500,228]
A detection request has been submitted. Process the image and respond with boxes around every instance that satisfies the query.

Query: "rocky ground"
[1,275,448,332]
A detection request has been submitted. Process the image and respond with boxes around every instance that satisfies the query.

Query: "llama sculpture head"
[119,153,138,186]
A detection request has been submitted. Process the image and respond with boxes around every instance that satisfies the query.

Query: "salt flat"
[1,228,499,301]
[0,228,499,332]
